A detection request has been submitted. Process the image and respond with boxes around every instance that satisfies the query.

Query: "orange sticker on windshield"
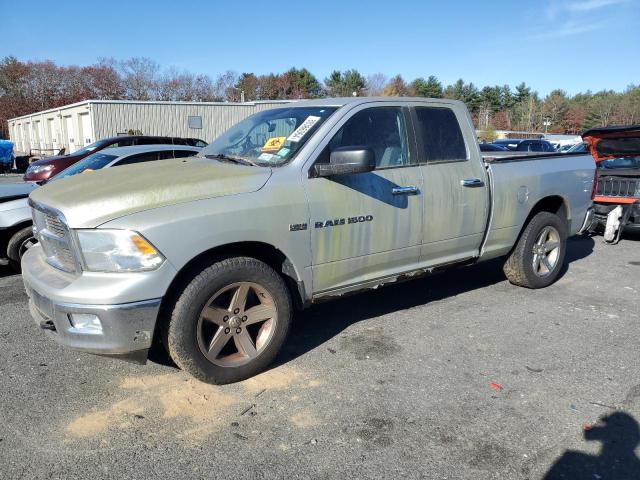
[262,137,287,152]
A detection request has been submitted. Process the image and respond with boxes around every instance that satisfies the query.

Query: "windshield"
[567,142,587,153]
[199,107,337,166]
[52,152,117,180]
[598,156,640,169]
[72,139,112,156]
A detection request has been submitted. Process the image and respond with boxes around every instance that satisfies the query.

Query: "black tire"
[166,257,292,384]
[503,211,567,289]
[7,226,37,272]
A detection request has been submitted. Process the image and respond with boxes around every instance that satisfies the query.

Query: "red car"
[23,135,207,182]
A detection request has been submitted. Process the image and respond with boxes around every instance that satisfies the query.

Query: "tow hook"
[39,320,56,331]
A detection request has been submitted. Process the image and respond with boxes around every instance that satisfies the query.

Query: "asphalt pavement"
[0,174,639,479]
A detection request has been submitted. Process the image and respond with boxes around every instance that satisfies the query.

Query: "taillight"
[591,168,599,199]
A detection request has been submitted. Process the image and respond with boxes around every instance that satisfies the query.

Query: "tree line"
[1,55,639,139]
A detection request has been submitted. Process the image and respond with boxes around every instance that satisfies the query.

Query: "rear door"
[411,103,489,265]
[304,104,424,293]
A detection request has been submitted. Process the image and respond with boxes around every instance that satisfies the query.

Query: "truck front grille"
[596,176,639,198]
[31,204,78,273]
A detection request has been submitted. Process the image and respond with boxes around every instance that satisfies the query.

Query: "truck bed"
[480,152,595,260]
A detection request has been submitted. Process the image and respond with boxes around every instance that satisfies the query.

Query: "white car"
[0,144,201,270]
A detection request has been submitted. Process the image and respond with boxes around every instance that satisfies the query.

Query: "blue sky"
[1,0,638,96]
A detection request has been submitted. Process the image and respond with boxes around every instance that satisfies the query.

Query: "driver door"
[304,105,424,294]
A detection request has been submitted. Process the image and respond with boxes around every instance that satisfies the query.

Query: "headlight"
[75,230,165,272]
[27,164,54,174]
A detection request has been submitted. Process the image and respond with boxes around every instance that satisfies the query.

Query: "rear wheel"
[166,257,292,384]
[503,211,567,288]
[7,226,37,272]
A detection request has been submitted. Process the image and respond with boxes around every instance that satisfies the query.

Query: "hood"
[583,125,640,163]
[29,157,272,227]
[0,182,38,203]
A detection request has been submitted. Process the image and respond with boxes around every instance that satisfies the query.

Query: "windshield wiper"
[204,153,259,167]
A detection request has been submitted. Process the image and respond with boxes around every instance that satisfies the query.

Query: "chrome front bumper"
[21,246,166,362]
[25,280,160,359]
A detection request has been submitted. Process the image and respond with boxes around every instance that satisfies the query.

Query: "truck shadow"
[275,235,595,367]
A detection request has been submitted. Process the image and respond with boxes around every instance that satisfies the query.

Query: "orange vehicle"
[582,125,640,242]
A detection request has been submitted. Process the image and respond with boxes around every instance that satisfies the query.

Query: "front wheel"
[503,211,567,289]
[165,257,292,384]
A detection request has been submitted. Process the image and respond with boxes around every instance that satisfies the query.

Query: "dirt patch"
[66,398,145,438]
[121,374,235,424]
[64,366,322,442]
[241,366,307,392]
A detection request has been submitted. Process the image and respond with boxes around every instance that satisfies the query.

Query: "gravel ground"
[0,175,638,479]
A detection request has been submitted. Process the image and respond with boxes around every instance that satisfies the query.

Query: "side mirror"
[314,146,375,177]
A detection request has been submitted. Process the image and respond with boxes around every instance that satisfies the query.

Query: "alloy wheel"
[196,282,278,367]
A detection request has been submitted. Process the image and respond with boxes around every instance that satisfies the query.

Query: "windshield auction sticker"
[262,136,287,153]
[287,116,321,143]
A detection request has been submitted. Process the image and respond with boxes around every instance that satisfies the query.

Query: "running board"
[311,257,477,303]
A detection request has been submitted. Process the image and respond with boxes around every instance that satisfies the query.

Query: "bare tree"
[365,73,387,96]
[118,57,160,100]
[214,70,239,101]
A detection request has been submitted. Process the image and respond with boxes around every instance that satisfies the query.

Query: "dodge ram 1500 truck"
[22,98,596,384]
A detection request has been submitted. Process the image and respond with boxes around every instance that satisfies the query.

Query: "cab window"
[319,107,409,168]
[413,107,467,162]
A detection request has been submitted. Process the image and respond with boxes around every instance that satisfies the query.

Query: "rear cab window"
[411,106,468,163]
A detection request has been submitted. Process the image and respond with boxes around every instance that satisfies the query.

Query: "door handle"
[461,178,485,188]
[392,185,419,195]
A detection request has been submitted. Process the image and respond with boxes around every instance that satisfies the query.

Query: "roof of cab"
[282,97,466,108]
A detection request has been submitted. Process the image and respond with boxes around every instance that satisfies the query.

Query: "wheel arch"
[506,195,570,259]
[524,195,570,231]
[159,241,306,318]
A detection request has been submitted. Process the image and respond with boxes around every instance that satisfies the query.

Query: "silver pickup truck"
[22,98,596,384]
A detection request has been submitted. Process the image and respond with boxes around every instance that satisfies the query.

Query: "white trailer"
[7,100,289,157]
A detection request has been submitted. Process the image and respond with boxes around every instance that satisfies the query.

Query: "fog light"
[68,313,103,334]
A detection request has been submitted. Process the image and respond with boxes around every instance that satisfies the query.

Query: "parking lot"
[0,170,636,479]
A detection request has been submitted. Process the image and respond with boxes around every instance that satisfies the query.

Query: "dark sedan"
[23,135,207,182]
[491,138,556,152]
[479,143,508,152]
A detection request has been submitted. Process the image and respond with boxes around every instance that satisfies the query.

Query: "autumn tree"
[382,75,411,97]
[257,74,280,100]
[279,68,322,99]
[235,73,260,101]
[562,106,587,134]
